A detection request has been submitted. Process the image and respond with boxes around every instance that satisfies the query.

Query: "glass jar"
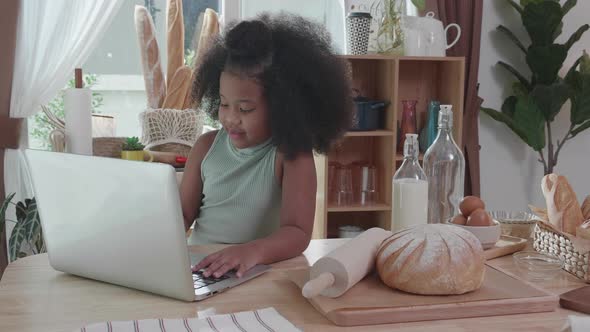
[371,0,405,54]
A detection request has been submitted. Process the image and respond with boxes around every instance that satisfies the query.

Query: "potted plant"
[0,193,46,262]
[481,0,590,175]
[121,136,153,162]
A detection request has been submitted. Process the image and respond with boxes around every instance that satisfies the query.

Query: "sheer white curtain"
[4,0,123,251]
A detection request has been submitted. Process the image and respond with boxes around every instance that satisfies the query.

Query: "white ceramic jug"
[402,12,461,56]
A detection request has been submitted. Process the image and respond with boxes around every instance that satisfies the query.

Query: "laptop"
[25,149,270,302]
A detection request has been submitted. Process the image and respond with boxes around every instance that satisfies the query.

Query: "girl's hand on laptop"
[193,243,262,279]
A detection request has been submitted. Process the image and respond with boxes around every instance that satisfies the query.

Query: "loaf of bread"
[376,224,485,295]
[541,174,584,235]
[166,0,184,87]
[135,5,166,108]
[194,8,219,68]
[577,220,590,240]
[162,66,192,109]
[182,8,218,110]
[582,195,590,220]
[182,71,195,109]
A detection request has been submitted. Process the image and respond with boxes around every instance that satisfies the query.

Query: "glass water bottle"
[423,105,465,224]
[392,134,428,232]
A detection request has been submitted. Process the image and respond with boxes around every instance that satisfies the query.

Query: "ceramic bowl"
[489,211,537,239]
[447,219,502,249]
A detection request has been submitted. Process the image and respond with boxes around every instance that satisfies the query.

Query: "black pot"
[351,98,388,131]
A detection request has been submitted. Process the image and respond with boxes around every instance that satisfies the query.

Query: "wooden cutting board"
[289,265,558,326]
[484,235,527,260]
[560,286,590,314]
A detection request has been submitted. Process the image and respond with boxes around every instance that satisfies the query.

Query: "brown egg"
[466,209,492,226]
[459,196,486,217]
[451,214,467,225]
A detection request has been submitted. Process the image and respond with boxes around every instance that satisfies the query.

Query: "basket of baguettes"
[134,1,220,157]
[530,174,590,282]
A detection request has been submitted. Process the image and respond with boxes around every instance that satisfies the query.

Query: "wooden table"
[0,239,587,332]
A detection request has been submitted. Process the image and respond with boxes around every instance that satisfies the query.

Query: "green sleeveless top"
[187,129,282,244]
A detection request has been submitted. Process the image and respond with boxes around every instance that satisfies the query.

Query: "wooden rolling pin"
[302,227,392,298]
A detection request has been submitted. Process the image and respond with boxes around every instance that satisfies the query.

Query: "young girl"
[180,13,353,279]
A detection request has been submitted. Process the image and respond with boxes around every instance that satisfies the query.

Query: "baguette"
[166,0,184,87]
[194,8,219,69]
[582,195,590,220]
[183,8,219,110]
[528,204,548,222]
[577,220,590,240]
[182,70,195,109]
[541,174,584,235]
[162,66,192,109]
[135,5,166,108]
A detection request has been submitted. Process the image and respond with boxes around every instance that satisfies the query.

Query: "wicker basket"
[92,137,126,158]
[139,108,203,157]
[148,142,191,157]
[533,222,590,282]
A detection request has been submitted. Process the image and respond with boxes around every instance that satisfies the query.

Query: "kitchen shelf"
[345,130,394,137]
[311,55,465,239]
[327,203,391,212]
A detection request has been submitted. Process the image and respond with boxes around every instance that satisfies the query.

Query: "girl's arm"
[196,152,316,277]
[179,130,218,231]
[251,152,316,262]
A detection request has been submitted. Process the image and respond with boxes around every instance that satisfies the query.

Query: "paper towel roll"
[65,88,92,155]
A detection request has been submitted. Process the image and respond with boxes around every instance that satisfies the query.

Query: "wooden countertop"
[0,239,587,331]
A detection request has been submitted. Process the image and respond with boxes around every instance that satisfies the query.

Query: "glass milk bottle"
[392,134,428,232]
[423,105,465,224]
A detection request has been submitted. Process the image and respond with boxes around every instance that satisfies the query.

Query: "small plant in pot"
[121,136,153,162]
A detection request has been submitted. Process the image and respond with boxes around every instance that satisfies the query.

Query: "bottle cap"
[438,105,453,128]
[404,133,419,159]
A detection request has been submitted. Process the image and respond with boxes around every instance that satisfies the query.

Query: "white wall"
[479,0,590,211]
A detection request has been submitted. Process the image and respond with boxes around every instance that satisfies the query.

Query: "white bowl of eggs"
[448,196,501,250]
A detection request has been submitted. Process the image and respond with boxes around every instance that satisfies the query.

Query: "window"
[240,0,345,54]
[29,0,220,150]
[28,0,347,150]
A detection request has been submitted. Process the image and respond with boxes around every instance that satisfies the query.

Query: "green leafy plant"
[481,0,590,175]
[122,136,145,151]
[32,74,103,150]
[0,193,45,261]
[410,0,425,11]
[185,48,196,68]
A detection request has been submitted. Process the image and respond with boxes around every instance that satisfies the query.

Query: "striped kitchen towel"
[76,307,301,332]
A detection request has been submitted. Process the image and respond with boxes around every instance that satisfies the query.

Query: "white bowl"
[447,219,502,249]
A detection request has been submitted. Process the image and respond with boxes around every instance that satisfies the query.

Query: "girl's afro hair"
[191,12,354,159]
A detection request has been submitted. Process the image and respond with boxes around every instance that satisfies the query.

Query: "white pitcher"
[402,12,461,56]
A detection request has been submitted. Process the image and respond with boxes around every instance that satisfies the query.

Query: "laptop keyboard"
[192,270,230,289]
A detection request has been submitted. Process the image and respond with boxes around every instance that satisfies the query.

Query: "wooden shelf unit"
[327,203,391,212]
[312,55,465,240]
[345,130,394,137]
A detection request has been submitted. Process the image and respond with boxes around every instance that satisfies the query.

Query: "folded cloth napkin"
[76,307,301,332]
[562,315,590,332]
